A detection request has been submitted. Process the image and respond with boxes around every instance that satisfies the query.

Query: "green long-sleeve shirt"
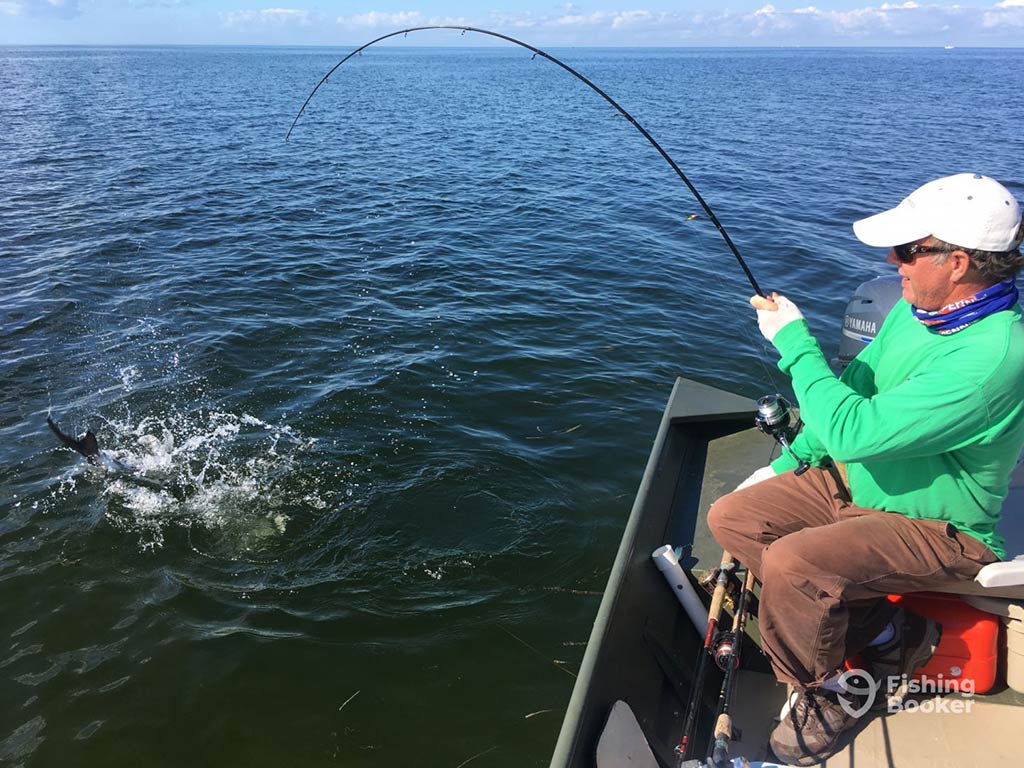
[769,298,1024,558]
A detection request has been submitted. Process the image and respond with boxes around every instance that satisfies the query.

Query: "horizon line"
[3,42,1023,49]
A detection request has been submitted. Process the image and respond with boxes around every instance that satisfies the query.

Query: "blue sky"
[3,1,1023,46]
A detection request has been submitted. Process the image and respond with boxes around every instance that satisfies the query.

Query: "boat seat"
[922,462,1024,601]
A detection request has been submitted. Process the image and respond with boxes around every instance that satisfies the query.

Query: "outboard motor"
[837,275,903,369]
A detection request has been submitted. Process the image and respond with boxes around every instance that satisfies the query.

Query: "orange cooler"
[888,592,999,694]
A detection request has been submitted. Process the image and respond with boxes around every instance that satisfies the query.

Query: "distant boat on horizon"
[945,44,955,50]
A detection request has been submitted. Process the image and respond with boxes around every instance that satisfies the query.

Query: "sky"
[2,0,1023,46]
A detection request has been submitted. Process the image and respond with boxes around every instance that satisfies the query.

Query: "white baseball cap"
[853,173,1023,251]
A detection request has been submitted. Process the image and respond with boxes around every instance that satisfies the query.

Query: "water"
[2,43,1023,766]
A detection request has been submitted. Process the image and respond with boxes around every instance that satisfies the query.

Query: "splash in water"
[53,409,320,557]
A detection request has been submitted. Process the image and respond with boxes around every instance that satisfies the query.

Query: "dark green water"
[2,45,1022,766]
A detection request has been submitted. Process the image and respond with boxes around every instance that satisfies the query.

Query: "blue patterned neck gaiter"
[911,279,1020,335]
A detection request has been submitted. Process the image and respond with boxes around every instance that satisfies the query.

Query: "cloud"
[220,7,311,27]
[670,2,1023,41]
[128,0,187,8]
[545,8,666,30]
[497,3,1017,42]
[3,0,79,18]
[984,0,1024,26]
[213,3,1024,44]
[337,10,423,27]
[217,7,481,38]
[553,11,607,26]
[611,10,654,28]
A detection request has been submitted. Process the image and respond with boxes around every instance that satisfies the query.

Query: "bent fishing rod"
[287,26,766,298]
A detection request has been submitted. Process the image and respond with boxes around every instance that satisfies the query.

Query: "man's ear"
[948,249,974,282]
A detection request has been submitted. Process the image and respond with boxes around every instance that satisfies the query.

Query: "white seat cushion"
[976,556,1024,589]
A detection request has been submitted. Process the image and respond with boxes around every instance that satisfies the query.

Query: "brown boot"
[769,685,867,766]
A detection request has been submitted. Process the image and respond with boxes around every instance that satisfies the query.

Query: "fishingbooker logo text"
[835,669,974,717]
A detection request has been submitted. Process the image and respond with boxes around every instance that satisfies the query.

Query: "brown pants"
[707,466,998,688]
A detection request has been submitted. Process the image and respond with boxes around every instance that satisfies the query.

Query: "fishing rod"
[286,26,766,298]
[677,551,734,761]
[708,567,756,768]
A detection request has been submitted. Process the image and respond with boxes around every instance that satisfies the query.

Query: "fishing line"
[286,25,766,298]
[683,207,781,401]
[744,322,784,392]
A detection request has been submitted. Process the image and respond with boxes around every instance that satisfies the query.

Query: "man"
[708,173,1024,765]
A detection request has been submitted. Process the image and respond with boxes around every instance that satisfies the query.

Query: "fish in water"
[46,416,290,539]
[47,417,102,465]
[47,416,186,499]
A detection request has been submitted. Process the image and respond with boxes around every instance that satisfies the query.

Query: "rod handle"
[711,714,732,766]
[707,552,734,618]
[713,712,731,739]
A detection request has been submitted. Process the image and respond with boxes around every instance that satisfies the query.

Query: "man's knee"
[708,489,765,555]
[707,491,743,545]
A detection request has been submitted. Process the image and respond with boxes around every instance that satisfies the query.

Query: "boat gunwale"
[549,376,757,768]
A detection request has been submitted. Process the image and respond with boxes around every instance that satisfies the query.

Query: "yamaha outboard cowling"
[837,275,903,369]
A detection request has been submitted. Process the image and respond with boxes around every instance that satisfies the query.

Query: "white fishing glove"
[735,465,776,491]
[751,293,804,343]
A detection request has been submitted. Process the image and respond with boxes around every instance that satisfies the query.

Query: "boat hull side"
[550,377,756,768]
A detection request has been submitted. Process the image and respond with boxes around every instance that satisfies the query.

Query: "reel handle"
[778,433,810,475]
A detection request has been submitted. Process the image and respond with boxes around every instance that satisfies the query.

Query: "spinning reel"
[754,394,810,476]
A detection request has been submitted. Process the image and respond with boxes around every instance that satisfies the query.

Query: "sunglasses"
[892,242,950,264]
